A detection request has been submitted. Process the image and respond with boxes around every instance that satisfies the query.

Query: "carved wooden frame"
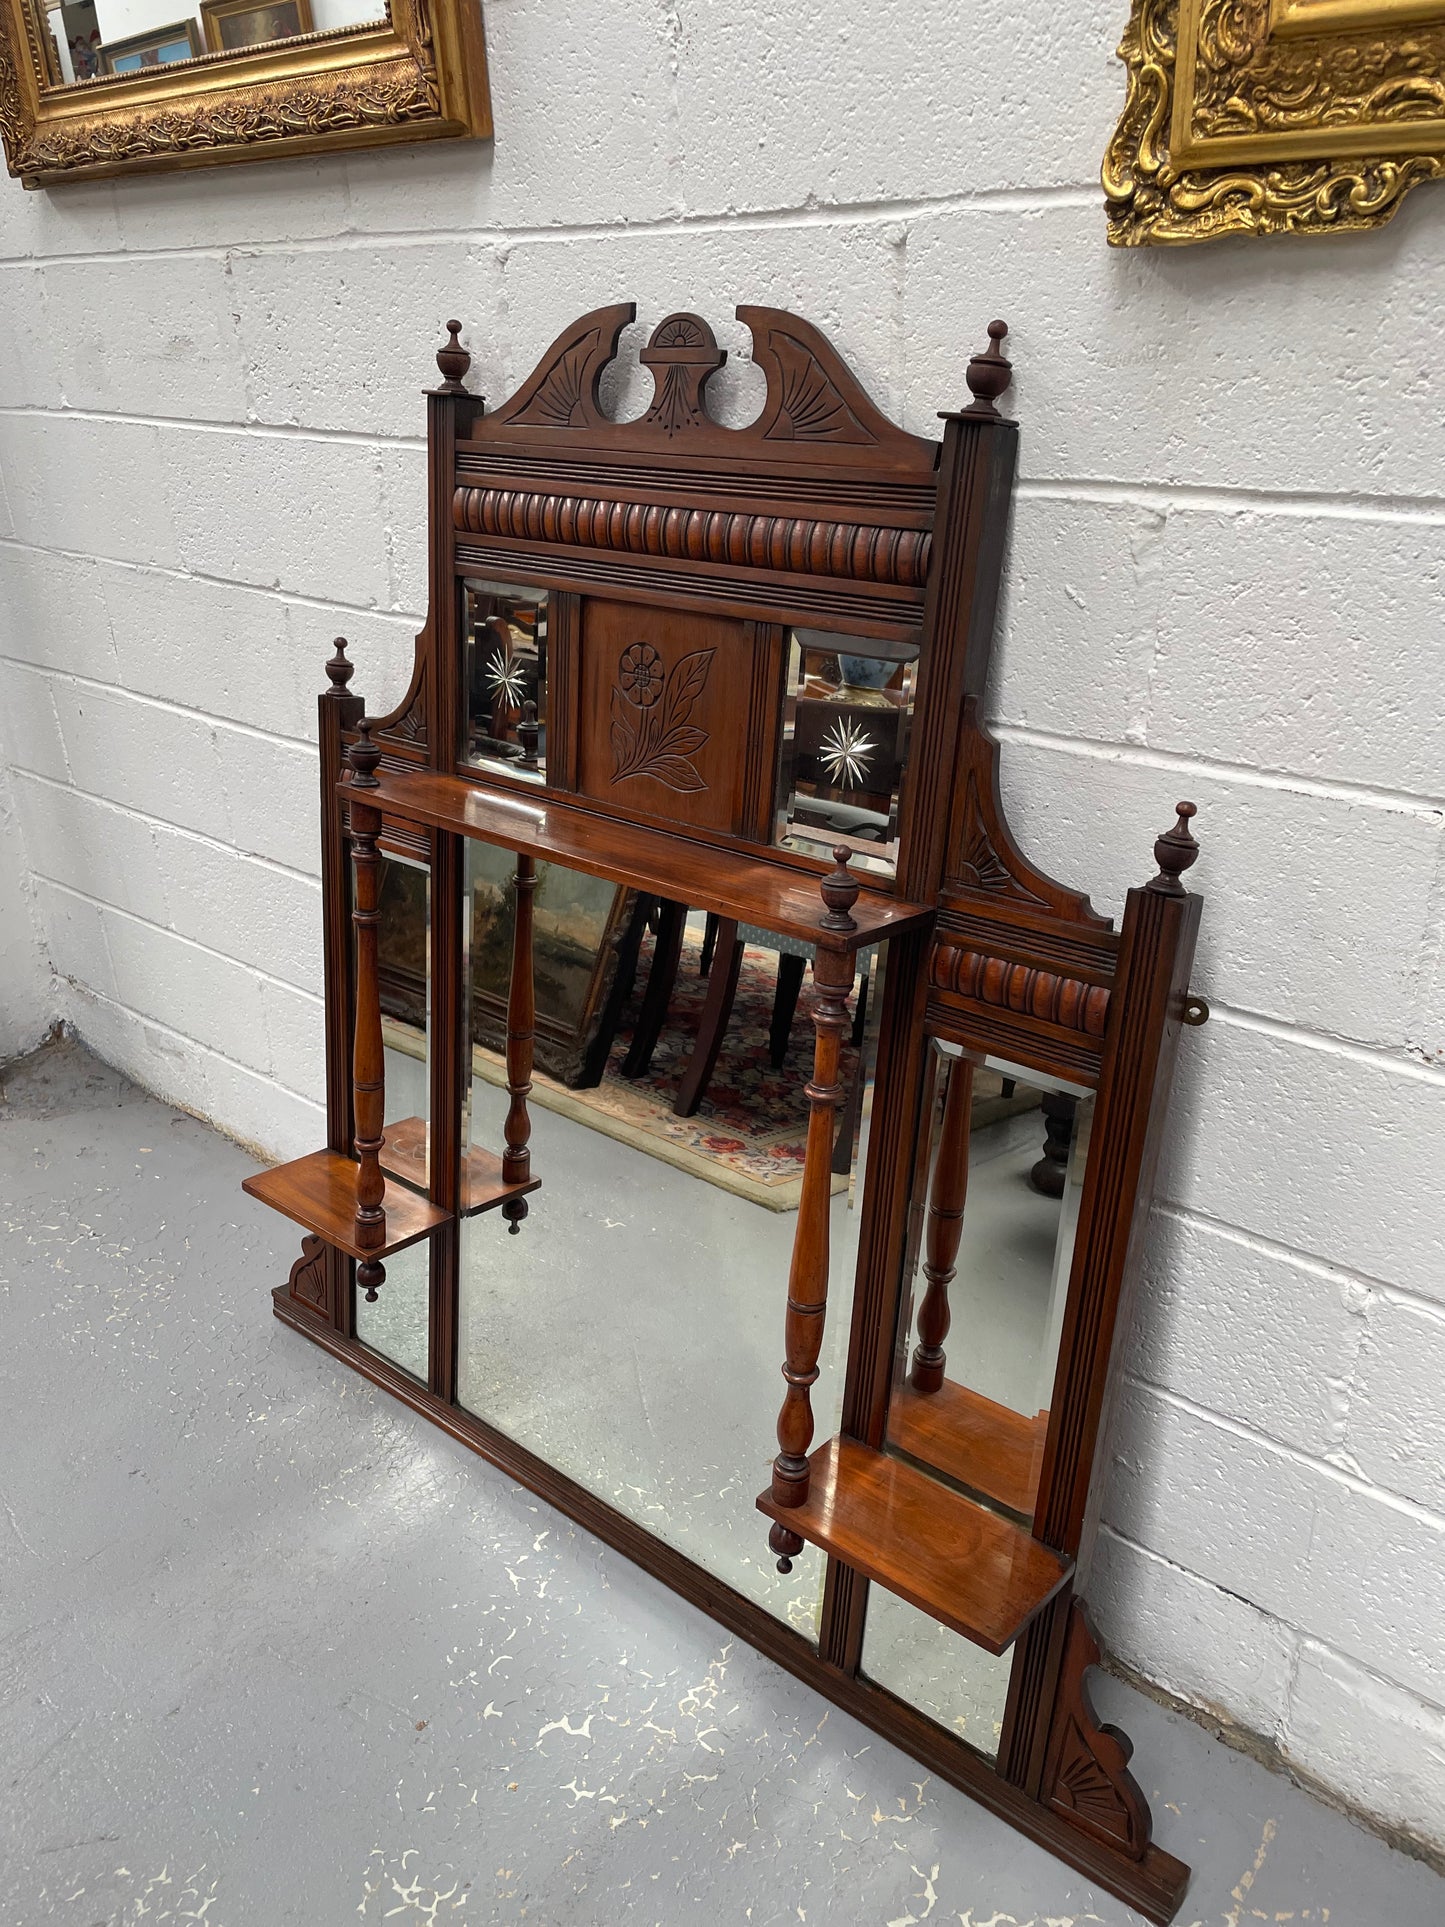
[248,305,1207,1923]
[0,0,489,186]
[1105,0,1445,244]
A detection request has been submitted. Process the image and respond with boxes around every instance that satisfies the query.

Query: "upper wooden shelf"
[756,1436,1070,1655]
[348,768,933,955]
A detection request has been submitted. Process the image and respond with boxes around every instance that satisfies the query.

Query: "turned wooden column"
[502,853,536,1233]
[348,720,387,1302]
[768,850,859,1572]
[910,1051,973,1395]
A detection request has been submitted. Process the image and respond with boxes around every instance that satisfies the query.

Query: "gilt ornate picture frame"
[0,0,489,187]
[1105,0,1445,244]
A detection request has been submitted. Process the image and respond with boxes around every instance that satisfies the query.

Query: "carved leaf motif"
[610,647,715,792]
[513,331,600,429]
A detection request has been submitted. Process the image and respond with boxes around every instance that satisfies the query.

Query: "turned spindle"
[962,319,1013,419]
[435,319,471,393]
[1150,801,1199,895]
[768,938,855,1572]
[910,1054,974,1395]
[348,721,387,1261]
[502,854,536,1233]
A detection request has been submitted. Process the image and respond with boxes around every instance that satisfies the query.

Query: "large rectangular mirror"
[0,0,489,185]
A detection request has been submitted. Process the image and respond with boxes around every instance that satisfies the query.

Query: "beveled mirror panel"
[452,846,889,1643]
[463,579,550,786]
[887,1038,1094,1526]
[0,0,489,184]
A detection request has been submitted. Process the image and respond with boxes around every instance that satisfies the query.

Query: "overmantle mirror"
[0,0,490,185]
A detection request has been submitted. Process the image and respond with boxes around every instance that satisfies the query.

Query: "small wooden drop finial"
[357,1257,385,1304]
[1150,801,1199,894]
[349,717,382,790]
[819,846,860,933]
[963,319,1012,418]
[324,636,354,695]
[435,319,471,393]
[517,700,540,771]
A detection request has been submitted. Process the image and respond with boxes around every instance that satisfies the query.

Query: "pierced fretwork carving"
[287,1234,328,1313]
[1042,1604,1152,1860]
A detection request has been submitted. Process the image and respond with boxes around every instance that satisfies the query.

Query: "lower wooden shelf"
[379,1115,541,1217]
[242,1148,449,1261]
[756,1435,1070,1655]
[889,1380,1049,1519]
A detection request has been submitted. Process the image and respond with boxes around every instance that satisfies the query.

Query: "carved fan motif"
[641,312,726,439]
[609,645,715,793]
[288,1233,328,1313]
[764,330,877,445]
[1042,1605,1152,1860]
[512,330,604,428]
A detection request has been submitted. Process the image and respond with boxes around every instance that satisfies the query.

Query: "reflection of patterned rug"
[477,921,860,1212]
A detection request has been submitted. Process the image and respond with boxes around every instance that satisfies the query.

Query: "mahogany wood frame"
[246,305,1206,1923]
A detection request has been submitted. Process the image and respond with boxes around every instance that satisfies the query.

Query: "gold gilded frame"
[1105,0,1445,243]
[0,0,490,187]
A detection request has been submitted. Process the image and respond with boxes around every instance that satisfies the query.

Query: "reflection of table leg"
[769,951,806,1067]
[768,942,854,1571]
[501,854,535,1234]
[910,1054,973,1394]
[674,918,742,1117]
[620,898,686,1079]
[1029,1090,1077,1198]
[699,911,719,978]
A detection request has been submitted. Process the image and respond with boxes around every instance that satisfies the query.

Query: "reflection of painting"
[200,0,312,52]
[99,19,202,73]
[60,0,101,78]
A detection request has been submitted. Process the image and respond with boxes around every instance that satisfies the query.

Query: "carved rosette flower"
[619,642,664,707]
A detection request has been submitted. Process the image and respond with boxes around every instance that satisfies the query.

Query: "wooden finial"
[324,636,354,695]
[517,699,540,771]
[819,846,860,933]
[349,717,382,789]
[1150,801,1199,894]
[435,319,471,393]
[357,1257,385,1304]
[963,319,1012,418]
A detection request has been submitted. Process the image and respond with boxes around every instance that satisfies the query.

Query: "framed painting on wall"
[200,0,313,53]
[99,19,202,72]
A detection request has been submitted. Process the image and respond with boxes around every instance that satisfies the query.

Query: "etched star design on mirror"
[818,718,877,790]
[485,647,527,710]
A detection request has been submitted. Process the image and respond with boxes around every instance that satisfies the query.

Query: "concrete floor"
[3,1039,1441,1927]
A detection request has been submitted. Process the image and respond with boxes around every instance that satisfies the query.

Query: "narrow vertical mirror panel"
[462,580,549,783]
[774,625,917,879]
[354,1235,430,1386]
[455,846,887,1643]
[374,849,432,1200]
[860,1588,1012,1762]
[886,1040,1095,1524]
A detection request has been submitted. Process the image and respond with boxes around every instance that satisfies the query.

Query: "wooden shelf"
[350,767,933,955]
[889,1380,1049,1520]
[379,1114,541,1217]
[242,1148,449,1261]
[756,1436,1070,1655]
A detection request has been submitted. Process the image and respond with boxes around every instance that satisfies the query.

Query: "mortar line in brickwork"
[1017,474,1445,527]
[0,536,423,636]
[1152,991,1445,1087]
[1121,1373,1445,1533]
[37,872,326,1012]
[1,651,343,760]
[992,720,1445,814]
[62,977,325,1131]
[1154,1202,1445,1328]
[0,181,1102,270]
[11,767,323,894]
[0,403,428,452]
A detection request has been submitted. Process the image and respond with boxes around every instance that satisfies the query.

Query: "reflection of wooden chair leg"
[830,966,868,1174]
[1029,1091,1077,1197]
[674,919,742,1116]
[700,912,719,977]
[769,952,806,1067]
[574,891,650,1089]
[910,1054,974,1391]
[621,897,686,1079]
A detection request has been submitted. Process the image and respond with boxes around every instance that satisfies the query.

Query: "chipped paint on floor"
[1,1039,1440,1927]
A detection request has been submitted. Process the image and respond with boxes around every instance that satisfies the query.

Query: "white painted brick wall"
[1,0,1442,1853]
